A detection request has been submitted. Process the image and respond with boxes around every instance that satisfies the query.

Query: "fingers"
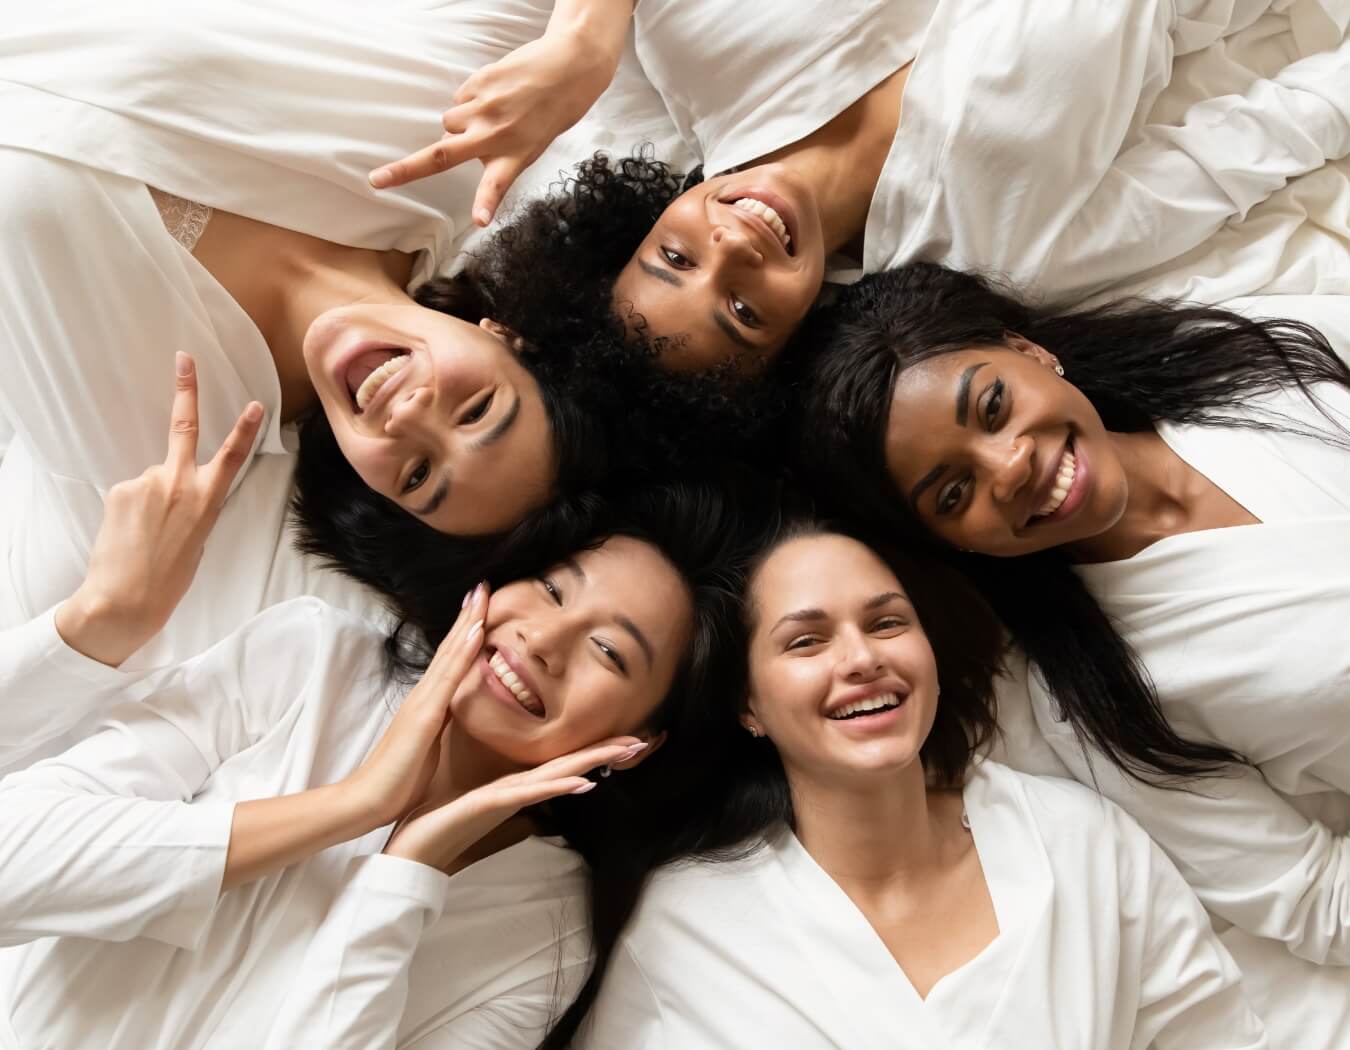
[422,580,491,697]
[167,353,201,470]
[473,156,527,227]
[369,133,479,190]
[202,402,264,506]
[531,738,647,783]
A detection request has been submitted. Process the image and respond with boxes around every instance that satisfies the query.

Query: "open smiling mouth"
[486,648,545,718]
[827,692,907,722]
[1028,438,1079,524]
[345,347,411,413]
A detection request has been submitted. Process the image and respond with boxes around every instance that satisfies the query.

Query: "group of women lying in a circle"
[1,0,1349,1047]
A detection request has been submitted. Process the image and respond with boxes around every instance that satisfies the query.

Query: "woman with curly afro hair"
[425,0,1350,378]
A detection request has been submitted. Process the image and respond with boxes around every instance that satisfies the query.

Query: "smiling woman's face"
[611,164,826,374]
[448,536,694,767]
[303,303,555,536]
[745,533,939,782]
[883,340,1129,557]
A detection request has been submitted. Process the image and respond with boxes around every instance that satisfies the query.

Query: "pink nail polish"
[570,781,598,795]
[618,742,649,762]
[466,620,483,642]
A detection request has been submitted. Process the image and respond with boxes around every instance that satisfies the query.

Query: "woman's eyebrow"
[909,464,946,509]
[770,607,827,633]
[713,311,756,351]
[414,475,451,517]
[472,395,521,450]
[616,615,654,669]
[639,258,682,287]
[955,362,988,425]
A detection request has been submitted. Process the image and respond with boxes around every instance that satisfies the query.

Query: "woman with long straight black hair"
[796,264,1350,975]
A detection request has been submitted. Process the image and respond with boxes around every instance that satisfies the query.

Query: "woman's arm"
[262,738,642,1049]
[1036,704,1350,965]
[369,0,635,220]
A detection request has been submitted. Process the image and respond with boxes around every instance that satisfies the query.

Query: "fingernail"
[461,590,471,610]
[369,168,392,189]
[570,781,598,795]
[176,352,191,376]
[244,402,263,423]
[618,742,649,762]
[466,619,483,642]
[474,208,490,226]
[474,581,487,603]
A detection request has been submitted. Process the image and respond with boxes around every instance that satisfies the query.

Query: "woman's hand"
[54,354,262,667]
[383,737,647,872]
[342,583,491,828]
[369,18,626,223]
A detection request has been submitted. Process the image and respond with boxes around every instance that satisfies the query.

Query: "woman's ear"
[739,696,765,739]
[1003,331,1061,373]
[479,317,529,353]
[610,730,667,771]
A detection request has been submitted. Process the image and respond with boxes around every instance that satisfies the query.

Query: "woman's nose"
[987,435,1033,503]
[383,386,432,437]
[835,628,884,681]
[710,222,764,267]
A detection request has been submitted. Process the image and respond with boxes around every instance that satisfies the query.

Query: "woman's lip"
[1028,437,1091,528]
[332,340,402,411]
[357,350,416,424]
[478,650,545,720]
[719,186,798,257]
[827,701,909,734]
[493,643,545,714]
[824,679,911,717]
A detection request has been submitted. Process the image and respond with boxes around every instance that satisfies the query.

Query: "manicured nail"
[618,742,649,762]
[466,620,483,642]
[570,781,598,795]
[461,590,471,610]
[244,402,263,423]
[369,168,392,189]
[474,581,487,603]
[474,207,490,226]
[176,352,191,376]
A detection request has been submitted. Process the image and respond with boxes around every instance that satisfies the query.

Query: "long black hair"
[527,475,785,1050]
[797,262,1350,781]
[537,508,1005,1047]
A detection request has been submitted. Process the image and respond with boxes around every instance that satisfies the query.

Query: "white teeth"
[1034,448,1077,518]
[489,650,540,713]
[828,693,902,721]
[354,353,410,411]
[732,197,791,251]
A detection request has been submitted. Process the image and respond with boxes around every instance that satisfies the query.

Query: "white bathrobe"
[1028,297,1350,972]
[629,0,1350,304]
[0,597,588,1050]
[0,0,569,670]
[580,761,1267,1049]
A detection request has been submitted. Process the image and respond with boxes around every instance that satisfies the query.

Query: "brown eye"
[731,296,759,326]
[661,246,693,269]
[402,460,430,494]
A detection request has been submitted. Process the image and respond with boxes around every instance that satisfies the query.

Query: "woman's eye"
[731,297,759,326]
[936,478,966,515]
[985,380,1005,429]
[538,576,562,605]
[661,246,693,269]
[594,639,628,674]
[402,460,430,494]
[785,635,820,652]
[871,617,908,633]
[460,390,494,425]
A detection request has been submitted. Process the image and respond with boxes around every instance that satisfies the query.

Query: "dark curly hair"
[797,261,1350,783]
[459,150,796,473]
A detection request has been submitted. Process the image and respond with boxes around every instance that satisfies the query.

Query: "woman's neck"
[789,759,960,894]
[755,65,909,258]
[1063,430,1197,563]
[191,210,415,421]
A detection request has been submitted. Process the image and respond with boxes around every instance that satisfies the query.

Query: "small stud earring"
[747,725,760,738]
[1054,364,1065,377]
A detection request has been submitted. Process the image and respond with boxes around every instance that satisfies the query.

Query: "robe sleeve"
[1037,707,1350,966]
[889,0,1350,303]
[1116,806,1271,1048]
[0,599,330,948]
[262,853,580,1050]
[0,605,143,770]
